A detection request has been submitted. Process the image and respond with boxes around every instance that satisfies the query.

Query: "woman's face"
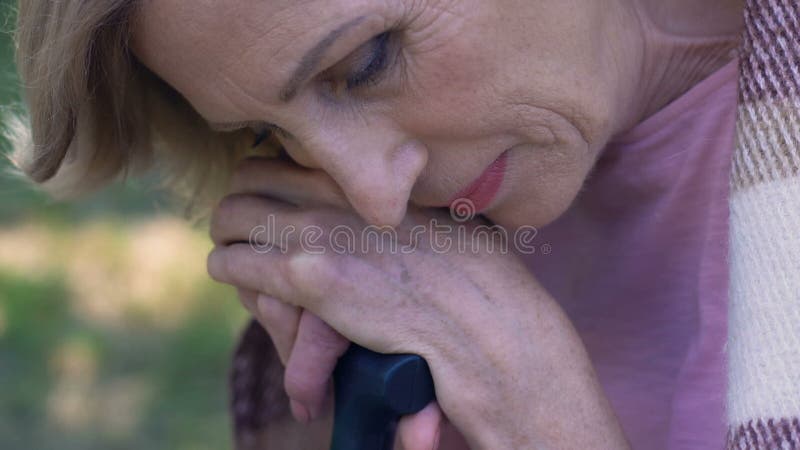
[133,0,639,229]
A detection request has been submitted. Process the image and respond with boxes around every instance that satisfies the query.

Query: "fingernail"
[290,399,310,424]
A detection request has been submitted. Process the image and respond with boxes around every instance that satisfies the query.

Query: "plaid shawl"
[725,0,800,448]
[229,1,800,448]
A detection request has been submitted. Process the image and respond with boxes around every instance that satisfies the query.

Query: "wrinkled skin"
[132,0,742,448]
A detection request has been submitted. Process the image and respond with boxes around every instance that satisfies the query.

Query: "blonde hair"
[6,0,272,212]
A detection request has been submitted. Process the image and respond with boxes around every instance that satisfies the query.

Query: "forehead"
[131,0,394,119]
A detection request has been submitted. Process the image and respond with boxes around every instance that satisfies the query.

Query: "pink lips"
[449,150,509,213]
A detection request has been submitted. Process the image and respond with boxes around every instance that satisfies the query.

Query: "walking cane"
[330,344,436,450]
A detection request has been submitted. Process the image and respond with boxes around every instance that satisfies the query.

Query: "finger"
[396,401,443,450]
[208,245,421,352]
[255,294,302,366]
[208,243,295,301]
[235,288,301,366]
[231,157,349,208]
[210,193,306,247]
[284,310,349,423]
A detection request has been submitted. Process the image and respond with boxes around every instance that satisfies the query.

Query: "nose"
[295,123,428,227]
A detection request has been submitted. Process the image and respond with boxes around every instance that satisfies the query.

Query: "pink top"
[520,58,738,449]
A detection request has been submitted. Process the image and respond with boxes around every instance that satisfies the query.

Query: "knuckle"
[280,255,307,295]
[283,252,339,299]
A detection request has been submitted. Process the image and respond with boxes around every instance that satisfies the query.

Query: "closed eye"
[223,31,398,147]
[318,30,397,99]
[345,31,392,89]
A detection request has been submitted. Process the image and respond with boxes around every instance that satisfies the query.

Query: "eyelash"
[252,31,396,147]
[345,31,392,89]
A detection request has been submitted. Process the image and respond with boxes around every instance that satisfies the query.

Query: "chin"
[486,197,571,231]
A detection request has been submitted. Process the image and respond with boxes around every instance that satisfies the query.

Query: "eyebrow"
[278,15,368,102]
[208,15,368,132]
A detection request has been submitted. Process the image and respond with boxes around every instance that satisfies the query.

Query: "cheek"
[394,47,501,139]
[391,1,531,139]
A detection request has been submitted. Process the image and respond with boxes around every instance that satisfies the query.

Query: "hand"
[208,157,629,449]
[214,157,447,450]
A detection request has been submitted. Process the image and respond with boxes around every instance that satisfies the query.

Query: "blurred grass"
[0,2,248,449]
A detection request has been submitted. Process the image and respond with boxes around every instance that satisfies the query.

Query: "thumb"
[396,401,443,450]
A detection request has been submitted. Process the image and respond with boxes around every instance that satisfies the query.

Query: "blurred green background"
[0,2,247,449]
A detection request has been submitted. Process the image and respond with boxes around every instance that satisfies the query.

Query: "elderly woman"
[9,0,800,449]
